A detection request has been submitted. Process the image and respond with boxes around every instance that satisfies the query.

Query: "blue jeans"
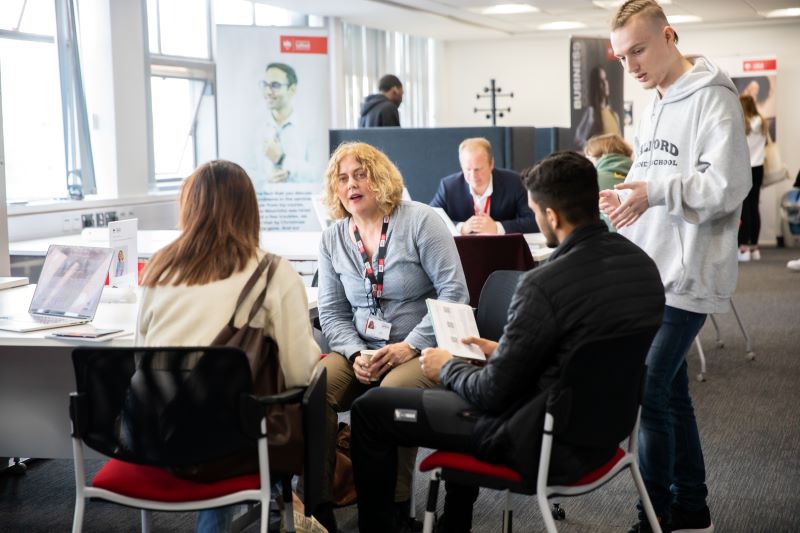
[196,506,235,533]
[637,305,709,523]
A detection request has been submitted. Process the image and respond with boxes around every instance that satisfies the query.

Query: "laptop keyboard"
[29,315,79,324]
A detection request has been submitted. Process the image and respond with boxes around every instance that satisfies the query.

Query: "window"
[342,23,436,128]
[0,1,66,202]
[147,0,215,189]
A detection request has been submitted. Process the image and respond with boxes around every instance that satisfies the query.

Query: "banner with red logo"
[718,54,778,140]
[217,26,330,231]
[569,37,625,151]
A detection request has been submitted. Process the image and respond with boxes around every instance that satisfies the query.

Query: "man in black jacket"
[358,74,403,127]
[350,151,665,533]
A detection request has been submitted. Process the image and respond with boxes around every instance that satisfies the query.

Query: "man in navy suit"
[430,137,537,234]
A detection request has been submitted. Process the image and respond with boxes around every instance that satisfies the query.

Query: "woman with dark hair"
[738,94,768,262]
[137,160,320,532]
[574,66,622,149]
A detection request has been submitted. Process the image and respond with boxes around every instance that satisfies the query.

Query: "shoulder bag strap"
[227,253,276,327]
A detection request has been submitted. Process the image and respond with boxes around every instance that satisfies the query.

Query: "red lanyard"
[352,215,389,315]
[473,195,491,216]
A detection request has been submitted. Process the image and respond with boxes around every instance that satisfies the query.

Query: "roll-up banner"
[719,55,778,140]
[217,26,330,231]
[569,37,625,151]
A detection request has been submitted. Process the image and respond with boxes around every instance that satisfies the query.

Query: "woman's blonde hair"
[739,94,768,137]
[585,133,633,159]
[323,142,405,220]
[141,160,260,287]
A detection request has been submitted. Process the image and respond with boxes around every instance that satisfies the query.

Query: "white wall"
[438,21,800,243]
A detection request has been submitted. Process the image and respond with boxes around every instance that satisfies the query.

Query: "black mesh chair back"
[71,347,258,467]
[476,270,524,341]
[547,328,659,449]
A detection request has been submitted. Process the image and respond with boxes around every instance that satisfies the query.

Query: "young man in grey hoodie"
[601,1,750,532]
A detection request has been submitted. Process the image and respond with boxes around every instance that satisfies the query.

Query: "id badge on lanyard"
[354,215,392,341]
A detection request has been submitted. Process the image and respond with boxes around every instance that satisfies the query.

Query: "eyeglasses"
[260,80,288,91]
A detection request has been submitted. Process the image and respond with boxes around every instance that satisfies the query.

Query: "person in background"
[737,94,768,262]
[603,1,750,531]
[350,151,665,533]
[315,142,469,532]
[430,137,537,234]
[358,75,403,127]
[137,160,320,533]
[585,133,633,231]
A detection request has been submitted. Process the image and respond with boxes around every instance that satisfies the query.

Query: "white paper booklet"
[426,299,485,361]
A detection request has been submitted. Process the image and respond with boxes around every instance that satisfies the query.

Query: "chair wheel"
[696,373,705,382]
[746,351,756,361]
[551,503,565,520]
[6,462,27,475]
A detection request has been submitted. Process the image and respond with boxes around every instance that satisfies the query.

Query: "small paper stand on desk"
[104,219,138,303]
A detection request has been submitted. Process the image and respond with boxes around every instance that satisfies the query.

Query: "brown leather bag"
[332,422,357,507]
[172,253,304,481]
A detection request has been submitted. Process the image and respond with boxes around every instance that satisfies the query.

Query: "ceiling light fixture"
[477,4,539,15]
[537,21,587,30]
[763,8,800,18]
[592,0,670,8]
[667,14,702,24]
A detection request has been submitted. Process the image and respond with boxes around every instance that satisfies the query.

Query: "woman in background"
[585,133,633,231]
[574,66,622,150]
[137,160,320,533]
[316,142,469,532]
[738,94,768,262]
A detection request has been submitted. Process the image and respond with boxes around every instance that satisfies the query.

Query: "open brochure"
[426,299,485,361]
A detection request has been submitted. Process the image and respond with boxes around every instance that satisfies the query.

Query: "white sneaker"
[750,249,761,261]
[788,258,800,271]
[737,249,751,262]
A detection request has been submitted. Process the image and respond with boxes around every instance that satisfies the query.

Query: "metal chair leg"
[422,470,441,533]
[709,314,723,348]
[730,299,756,360]
[694,337,707,382]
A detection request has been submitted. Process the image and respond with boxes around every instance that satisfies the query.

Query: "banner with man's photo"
[217,26,330,231]
[569,37,625,151]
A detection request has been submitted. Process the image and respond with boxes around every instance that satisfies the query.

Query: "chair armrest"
[252,388,306,406]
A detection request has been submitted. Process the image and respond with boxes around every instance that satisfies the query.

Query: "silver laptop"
[0,245,114,332]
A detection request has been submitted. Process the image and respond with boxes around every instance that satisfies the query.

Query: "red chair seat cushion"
[567,447,625,486]
[92,459,261,502]
[419,447,626,488]
[419,451,522,483]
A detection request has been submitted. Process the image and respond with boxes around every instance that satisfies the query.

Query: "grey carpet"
[3,247,799,532]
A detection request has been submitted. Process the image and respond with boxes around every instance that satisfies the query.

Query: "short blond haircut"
[323,142,405,220]
[612,0,677,44]
[459,137,494,163]
[585,133,633,159]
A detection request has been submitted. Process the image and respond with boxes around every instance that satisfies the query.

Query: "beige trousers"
[317,352,437,503]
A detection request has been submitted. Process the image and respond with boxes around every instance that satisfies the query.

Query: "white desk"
[0,284,319,459]
[10,229,322,262]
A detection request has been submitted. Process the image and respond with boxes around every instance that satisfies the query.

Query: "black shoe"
[394,500,423,532]
[670,504,714,533]
[627,518,671,533]
[311,501,338,533]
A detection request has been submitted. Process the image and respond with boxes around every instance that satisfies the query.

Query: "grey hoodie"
[620,56,750,314]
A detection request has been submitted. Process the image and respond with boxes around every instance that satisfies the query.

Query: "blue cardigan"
[429,168,538,234]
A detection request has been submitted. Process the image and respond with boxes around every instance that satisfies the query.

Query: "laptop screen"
[29,245,114,319]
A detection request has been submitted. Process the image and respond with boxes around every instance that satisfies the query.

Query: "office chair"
[454,234,535,307]
[419,328,661,533]
[475,270,524,341]
[693,298,755,382]
[69,347,326,533]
